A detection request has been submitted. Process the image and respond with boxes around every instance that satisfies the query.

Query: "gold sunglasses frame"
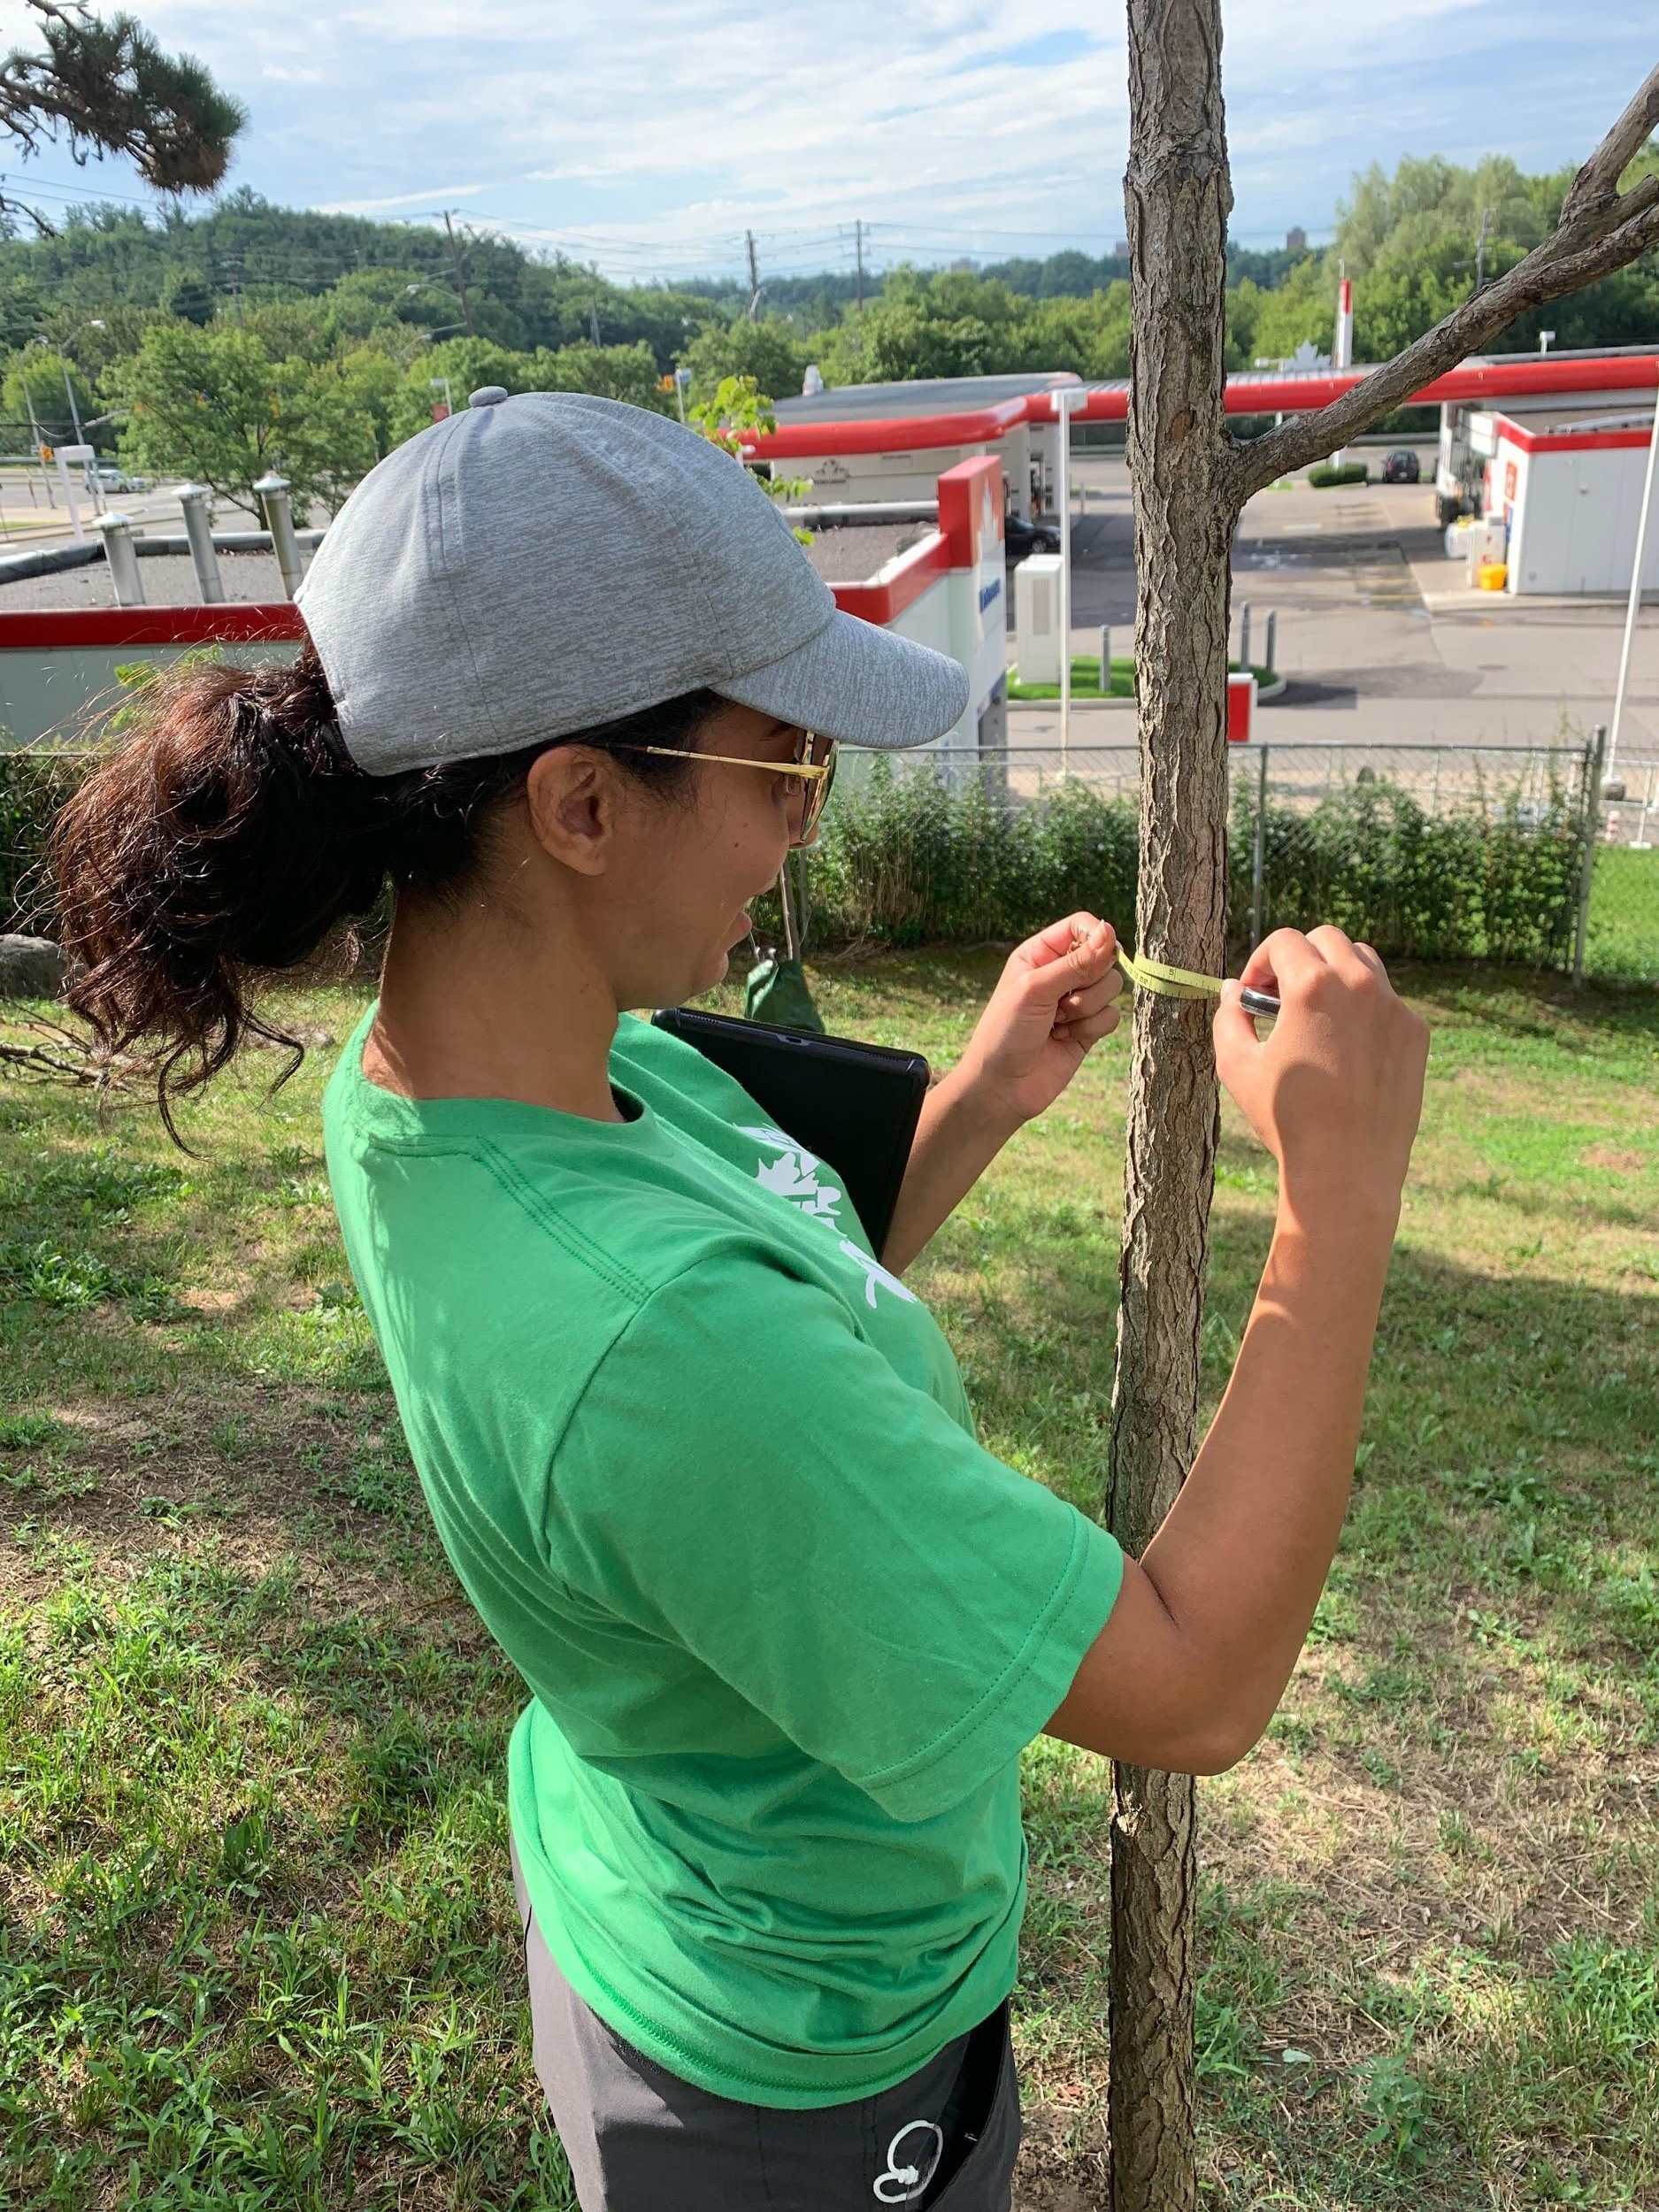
[608,733,838,846]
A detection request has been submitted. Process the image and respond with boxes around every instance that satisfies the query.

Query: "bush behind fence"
[0,741,1624,978]
[781,755,1586,968]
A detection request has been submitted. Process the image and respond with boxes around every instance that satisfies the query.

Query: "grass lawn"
[1588,847,1659,984]
[1007,657,1274,702]
[2,957,1656,2210]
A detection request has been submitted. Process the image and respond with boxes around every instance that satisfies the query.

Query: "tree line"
[2,147,1653,518]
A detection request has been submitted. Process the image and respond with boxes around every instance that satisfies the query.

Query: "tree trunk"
[1107,4,1238,2208]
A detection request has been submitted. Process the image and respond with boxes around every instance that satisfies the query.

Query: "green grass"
[1587,845,1659,982]
[1006,655,1275,702]
[2,962,1656,2208]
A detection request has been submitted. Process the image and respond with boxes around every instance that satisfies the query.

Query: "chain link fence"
[6,734,1656,983]
[830,736,1658,980]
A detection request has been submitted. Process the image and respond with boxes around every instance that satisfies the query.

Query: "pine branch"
[0,0,244,207]
[1231,72,1659,501]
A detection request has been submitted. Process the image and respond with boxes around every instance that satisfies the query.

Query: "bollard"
[1099,624,1111,693]
[254,471,305,599]
[1238,600,1252,672]
[1263,609,1277,678]
[93,512,144,607]
[177,483,225,603]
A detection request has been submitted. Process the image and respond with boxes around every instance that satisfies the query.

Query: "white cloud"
[3,0,1651,276]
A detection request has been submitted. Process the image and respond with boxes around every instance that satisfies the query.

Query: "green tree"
[322,267,457,345]
[687,374,810,524]
[111,320,378,515]
[678,317,807,405]
[2,342,91,439]
[531,338,672,412]
[1240,253,1336,362]
[158,266,214,325]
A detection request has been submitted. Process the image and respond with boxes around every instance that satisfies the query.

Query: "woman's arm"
[1047,927,1430,1774]
[881,1070,1022,1277]
[881,913,1125,1275]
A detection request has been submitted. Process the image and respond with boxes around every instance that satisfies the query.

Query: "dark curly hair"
[50,644,718,1138]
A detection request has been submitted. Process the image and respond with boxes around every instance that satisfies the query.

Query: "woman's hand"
[1214,926,1429,1231]
[953,912,1125,1131]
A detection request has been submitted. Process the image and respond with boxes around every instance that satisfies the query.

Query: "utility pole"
[443,211,476,336]
[590,287,603,347]
[855,219,864,314]
[1474,205,1492,293]
[746,228,762,321]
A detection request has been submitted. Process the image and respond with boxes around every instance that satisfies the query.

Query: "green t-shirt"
[323,1007,1122,2108]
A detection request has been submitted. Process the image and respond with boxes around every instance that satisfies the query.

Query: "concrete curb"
[1009,672,1289,709]
[0,525,327,584]
[0,542,103,583]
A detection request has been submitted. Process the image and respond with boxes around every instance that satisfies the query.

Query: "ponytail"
[50,645,715,1137]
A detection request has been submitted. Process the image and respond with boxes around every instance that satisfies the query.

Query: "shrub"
[0,750,84,933]
[1226,772,1582,966]
[1307,462,1371,488]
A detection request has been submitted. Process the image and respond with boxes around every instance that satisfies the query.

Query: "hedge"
[1,745,1588,973]
[1308,462,1370,489]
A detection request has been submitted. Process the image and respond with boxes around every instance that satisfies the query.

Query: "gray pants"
[512,1850,1021,2210]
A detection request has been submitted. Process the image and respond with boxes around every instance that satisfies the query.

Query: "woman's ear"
[524,748,619,879]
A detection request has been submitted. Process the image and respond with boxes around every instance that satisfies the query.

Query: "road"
[1010,452,1659,772]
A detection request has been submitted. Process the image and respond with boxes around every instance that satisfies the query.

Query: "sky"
[0,0,1653,284]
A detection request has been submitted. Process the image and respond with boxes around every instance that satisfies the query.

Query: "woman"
[53,391,1427,2211]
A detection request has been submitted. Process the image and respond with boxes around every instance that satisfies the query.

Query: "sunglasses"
[609,729,838,849]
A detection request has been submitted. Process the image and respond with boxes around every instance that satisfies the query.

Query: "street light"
[35,319,104,445]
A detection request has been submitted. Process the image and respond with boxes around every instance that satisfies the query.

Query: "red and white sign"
[1226,672,1256,743]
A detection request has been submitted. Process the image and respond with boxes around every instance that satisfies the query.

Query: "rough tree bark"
[1107,22,1659,2210]
[1108,6,1233,2208]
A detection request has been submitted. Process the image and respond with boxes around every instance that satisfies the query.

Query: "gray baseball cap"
[296,388,970,775]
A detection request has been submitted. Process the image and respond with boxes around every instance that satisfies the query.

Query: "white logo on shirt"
[737,1125,845,1225]
[839,1239,918,1310]
[738,1126,915,1311]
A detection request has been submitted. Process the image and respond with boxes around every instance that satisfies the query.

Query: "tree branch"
[1231,188,1659,500]
[1560,61,1659,231]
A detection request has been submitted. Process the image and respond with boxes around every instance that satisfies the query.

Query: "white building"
[1481,411,1659,596]
[809,453,1010,763]
[764,373,1079,520]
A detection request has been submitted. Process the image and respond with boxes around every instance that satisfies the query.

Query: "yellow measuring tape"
[1114,949,1226,1001]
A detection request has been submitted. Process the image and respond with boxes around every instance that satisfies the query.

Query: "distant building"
[1111,238,1129,259]
[1286,226,1308,253]
[768,371,1080,519]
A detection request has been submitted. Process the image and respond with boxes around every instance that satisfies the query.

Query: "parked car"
[1005,512,1060,557]
[1381,449,1421,484]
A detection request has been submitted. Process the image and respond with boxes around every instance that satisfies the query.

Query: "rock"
[0,934,67,999]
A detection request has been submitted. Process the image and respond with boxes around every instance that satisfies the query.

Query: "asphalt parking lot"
[1011,451,1659,771]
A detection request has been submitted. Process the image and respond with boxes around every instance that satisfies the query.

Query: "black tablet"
[650,1006,930,1255]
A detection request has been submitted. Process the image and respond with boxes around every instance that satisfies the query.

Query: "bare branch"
[1231,193,1659,500]
[0,1012,130,1088]
[1560,61,1659,230]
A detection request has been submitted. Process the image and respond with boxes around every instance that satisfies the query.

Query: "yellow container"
[1477,560,1508,591]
